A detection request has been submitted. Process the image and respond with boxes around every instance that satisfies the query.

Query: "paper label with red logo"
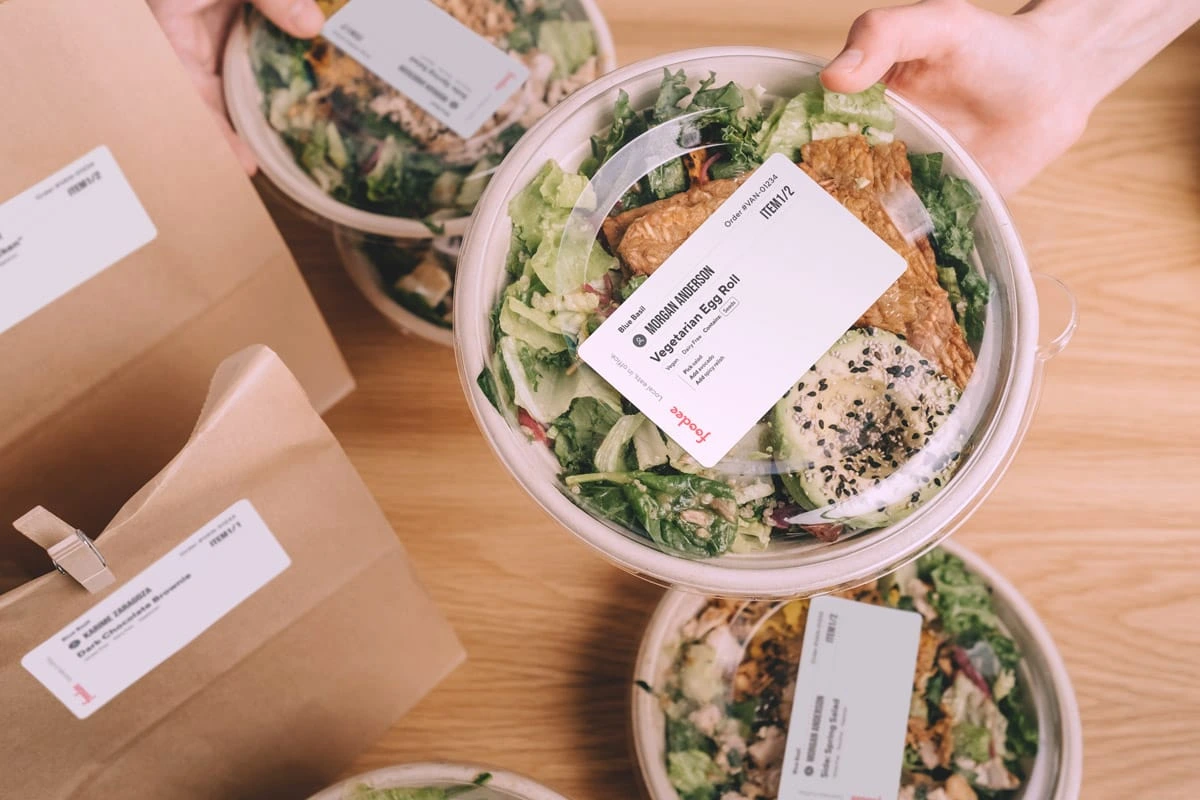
[21,500,289,719]
[322,0,529,139]
[777,596,922,800]
[578,153,906,467]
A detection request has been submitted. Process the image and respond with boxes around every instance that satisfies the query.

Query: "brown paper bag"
[0,0,354,572]
[0,346,465,799]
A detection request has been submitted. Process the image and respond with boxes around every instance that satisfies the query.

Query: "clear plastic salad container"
[455,48,1077,597]
[307,763,570,800]
[631,541,1083,800]
[223,0,618,238]
[335,226,460,346]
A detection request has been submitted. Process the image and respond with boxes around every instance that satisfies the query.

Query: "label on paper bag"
[0,146,157,336]
[777,596,922,800]
[578,154,906,468]
[22,500,289,719]
[322,0,529,138]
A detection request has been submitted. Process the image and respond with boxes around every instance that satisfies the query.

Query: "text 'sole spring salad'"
[476,69,990,558]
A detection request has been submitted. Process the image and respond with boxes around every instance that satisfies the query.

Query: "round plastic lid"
[223,0,617,236]
[632,543,1082,800]
[307,763,570,800]
[457,49,1044,594]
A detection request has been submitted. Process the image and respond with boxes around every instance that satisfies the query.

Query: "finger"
[221,120,260,175]
[251,0,326,39]
[822,0,968,93]
[188,65,259,175]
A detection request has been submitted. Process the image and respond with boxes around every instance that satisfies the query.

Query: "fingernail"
[828,48,864,72]
[290,0,325,36]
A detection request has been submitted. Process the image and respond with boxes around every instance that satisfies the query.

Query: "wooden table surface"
[261,3,1200,797]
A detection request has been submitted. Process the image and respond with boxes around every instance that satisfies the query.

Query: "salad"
[348,773,493,800]
[249,0,602,222]
[646,549,1038,800]
[475,70,991,557]
[357,236,459,329]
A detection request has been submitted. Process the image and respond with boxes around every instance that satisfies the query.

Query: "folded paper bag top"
[0,346,465,800]
[0,0,353,572]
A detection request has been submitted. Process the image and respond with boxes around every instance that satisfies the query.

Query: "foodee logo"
[668,406,712,445]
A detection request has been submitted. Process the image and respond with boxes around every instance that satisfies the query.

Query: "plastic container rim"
[306,761,570,800]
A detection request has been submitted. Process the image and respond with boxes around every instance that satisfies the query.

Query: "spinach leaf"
[585,89,648,175]
[477,369,502,414]
[653,68,693,123]
[667,717,716,755]
[574,482,638,529]
[553,397,621,474]
[1000,687,1039,761]
[648,157,689,199]
[622,473,738,556]
[728,697,758,734]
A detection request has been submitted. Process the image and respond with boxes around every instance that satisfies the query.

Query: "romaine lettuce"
[537,19,595,79]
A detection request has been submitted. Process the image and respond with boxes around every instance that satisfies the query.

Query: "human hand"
[821,0,1093,196]
[149,0,326,174]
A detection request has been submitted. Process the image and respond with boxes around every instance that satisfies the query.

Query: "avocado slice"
[772,328,961,527]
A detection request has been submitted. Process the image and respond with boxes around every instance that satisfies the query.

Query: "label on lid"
[22,500,289,719]
[322,0,530,139]
[0,146,156,336]
[578,153,906,468]
[777,596,922,800]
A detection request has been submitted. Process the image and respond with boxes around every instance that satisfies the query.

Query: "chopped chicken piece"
[945,773,979,800]
[974,756,1022,791]
[907,714,953,769]
[747,725,786,769]
[396,254,453,308]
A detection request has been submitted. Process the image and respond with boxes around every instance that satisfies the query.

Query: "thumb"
[821,0,968,93]
[252,0,327,39]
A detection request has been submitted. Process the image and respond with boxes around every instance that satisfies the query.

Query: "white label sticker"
[22,500,290,719]
[0,146,157,336]
[777,596,922,800]
[578,154,907,468]
[322,0,530,139]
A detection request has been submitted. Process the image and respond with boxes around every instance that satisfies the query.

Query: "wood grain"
[260,4,1200,797]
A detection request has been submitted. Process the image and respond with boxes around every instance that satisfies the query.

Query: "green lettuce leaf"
[908,152,988,346]
[820,82,895,130]
[553,397,622,473]
[537,19,596,79]
[667,750,719,797]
